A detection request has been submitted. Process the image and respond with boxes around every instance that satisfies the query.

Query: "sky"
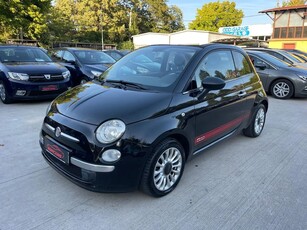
[167,0,278,27]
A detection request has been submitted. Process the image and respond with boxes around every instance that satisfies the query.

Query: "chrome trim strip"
[70,157,115,173]
[193,130,236,156]
[45,123,55,132]
[60,132,80,143]
[44,123,80,143]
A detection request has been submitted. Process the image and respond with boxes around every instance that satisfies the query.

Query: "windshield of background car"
[74,50,116,64]
[254,52,292,68]
[0,47,52,62]
[99,46,200,92]
[280,50,304,63]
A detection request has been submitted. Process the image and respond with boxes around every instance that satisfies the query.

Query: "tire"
[0,81,12,104]
[140,138,186,197]
[243,104,266,138]
[270,79,294,99]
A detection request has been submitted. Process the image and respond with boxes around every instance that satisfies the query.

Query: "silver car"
[247,50,307,99]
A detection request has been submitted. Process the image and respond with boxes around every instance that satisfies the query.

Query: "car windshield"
[250,52,292,68]
[74,50,116,64]
[0,47,52,62]
[99,46,200,92]
[279,50,304,63]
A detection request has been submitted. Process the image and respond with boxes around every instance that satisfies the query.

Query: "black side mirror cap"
[198,77,225,100]
[255,64,266,70]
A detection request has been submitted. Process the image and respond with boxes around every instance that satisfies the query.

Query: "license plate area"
[40,85,58,91]
[44,136,70,164]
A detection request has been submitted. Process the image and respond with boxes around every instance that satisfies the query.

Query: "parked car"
[246,48,307,68]
[247,50,307,99]
[0,45,70,104]
[103,49,124,61]
[52,48,116,86]
[40,44,268,197]
[283,49,307,62]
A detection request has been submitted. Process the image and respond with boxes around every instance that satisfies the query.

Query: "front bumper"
[40,113,148,192]
[7,79,70,100]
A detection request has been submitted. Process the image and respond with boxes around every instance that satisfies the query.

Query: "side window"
[249,55,271,69]
[268,51,292,64]
[232,51,252,76]
[193,50,236,88]
[62,51,76,62]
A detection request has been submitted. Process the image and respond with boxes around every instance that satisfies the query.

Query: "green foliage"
[282,0,306,6]
[189,1,244,32]
[118,41,134,50]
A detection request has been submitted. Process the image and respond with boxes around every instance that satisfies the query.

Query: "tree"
[168,5,185,32]
[0,0,52,43]
[189,1,244,32]
[282,0,306,6]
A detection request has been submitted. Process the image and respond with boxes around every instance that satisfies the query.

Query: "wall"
[269,40,307,52]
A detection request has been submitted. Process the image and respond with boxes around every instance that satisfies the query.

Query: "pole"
[101,9,104,50]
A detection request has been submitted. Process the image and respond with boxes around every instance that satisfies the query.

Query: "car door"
[61,51,82,86]
[192,49,248,151]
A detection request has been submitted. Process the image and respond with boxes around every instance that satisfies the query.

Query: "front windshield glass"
[99,46,200,92]
[0,47,52,62]
[280,50,304,63]
[74,50,116,64]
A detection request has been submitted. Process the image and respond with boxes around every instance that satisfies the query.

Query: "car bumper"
[294,81,307,97]
[7,79,70,100]
[40,114,148,192]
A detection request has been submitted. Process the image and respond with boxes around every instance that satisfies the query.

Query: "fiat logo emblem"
[44,74,51,80]
[55,127,61,138]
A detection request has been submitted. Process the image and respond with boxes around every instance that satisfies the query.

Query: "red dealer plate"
[44,137,70,164]
[40,85,58,91]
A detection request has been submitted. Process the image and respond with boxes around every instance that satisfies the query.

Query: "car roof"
[0,45,40,49]
[55,47,101,51]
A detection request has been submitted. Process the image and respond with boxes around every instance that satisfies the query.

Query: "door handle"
[238,91,247,97]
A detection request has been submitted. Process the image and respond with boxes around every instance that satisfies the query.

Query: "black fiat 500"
[0,46,70,104]
[40,44,268,197]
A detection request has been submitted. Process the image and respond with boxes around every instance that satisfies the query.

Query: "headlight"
[96,120,126,144]
[91,70,103,77]
[62,70,70,79]
[298,74,307,81]
[8,72,29,81]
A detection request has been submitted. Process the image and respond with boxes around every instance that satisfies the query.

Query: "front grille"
[29,74,64,82]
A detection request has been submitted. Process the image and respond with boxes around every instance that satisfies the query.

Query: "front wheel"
[243,104,266,138]
[140,138,185,197]
[0,81,12,104]
[270,79,294,99]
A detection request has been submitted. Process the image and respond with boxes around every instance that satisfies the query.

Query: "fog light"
[16,90,26,96]
[100,149,121,163]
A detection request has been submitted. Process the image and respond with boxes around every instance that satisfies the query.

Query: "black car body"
[0,46,70,104]
[246,48,307,68]
[247,51,307,99]
[40,44,268,197]
[52,48,116,86]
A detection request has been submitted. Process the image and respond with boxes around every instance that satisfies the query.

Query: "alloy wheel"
[153,147,183,191]
[254,107,265,135]
[0,83,6,101]
[273,82,290,98]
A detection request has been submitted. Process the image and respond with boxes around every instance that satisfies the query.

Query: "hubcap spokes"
[153,147,182,191]
[0,84,6,101]
[273,82,289,98]
[254,108,265,134]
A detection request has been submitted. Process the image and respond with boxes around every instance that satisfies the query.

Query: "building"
[259,5,307,52]
[218,24,272,41]
[132,30,238,49]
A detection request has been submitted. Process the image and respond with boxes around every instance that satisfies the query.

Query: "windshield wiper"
[105,80,147,90]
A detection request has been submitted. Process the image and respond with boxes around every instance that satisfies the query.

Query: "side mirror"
[255,63,266,70]
[198,77,225,99]
[66,60,76,65]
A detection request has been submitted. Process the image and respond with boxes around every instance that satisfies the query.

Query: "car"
[283,49,307,62]
[0,45,71,104]
[103,49,125,61]
[40,44,268,197]
[52,48,116,86]
[247,50,307,99]
[246,48,307,68]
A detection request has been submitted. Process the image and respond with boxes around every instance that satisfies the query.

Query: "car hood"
[3,62,67,74]
[53,82,172,125]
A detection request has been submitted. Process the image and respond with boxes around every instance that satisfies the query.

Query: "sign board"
[220,26,250,36]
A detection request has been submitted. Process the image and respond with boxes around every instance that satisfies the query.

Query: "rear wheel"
[140,138,185,197]
[270,79,294,99]
[243,104,266,138]
[0,81,12,104]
